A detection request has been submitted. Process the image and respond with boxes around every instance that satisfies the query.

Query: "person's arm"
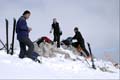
[18,19,29,31]
[72,34,77,40]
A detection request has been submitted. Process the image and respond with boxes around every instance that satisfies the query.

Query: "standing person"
[50,18,62,48]
[16,10,34,58]
[16,10,34,59]
[72,27,90,58]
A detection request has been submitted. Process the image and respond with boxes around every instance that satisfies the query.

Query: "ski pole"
[0,39,7,50]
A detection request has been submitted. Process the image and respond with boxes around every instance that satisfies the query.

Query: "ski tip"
[5,19,8,23]
[13,18,16,21]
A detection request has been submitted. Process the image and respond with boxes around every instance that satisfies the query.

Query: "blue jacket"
[16,16,29,40]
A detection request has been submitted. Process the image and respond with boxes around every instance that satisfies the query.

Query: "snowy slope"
[0,50,119,79]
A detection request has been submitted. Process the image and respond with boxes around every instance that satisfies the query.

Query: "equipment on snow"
[87,42,96,69]
[10,18,16,55]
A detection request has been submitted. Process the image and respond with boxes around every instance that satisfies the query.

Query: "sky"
[0,0,119,63]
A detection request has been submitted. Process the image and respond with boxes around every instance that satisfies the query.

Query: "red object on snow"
[42,36,52,43]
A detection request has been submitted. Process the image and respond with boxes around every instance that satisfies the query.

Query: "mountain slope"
[0,50,119,79]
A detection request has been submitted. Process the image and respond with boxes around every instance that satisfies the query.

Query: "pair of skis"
[5,18,16,55]
[87,42,96,69]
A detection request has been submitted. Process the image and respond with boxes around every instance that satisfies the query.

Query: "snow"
[0,50,119,79]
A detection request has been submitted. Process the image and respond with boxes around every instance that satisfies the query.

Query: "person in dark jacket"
[72,27,90,57]
[16,10,34,59]
[50,18,62,48]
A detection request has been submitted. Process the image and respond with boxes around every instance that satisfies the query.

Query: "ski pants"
[72,41,90,57]
[80,42,90,57]
[53,34,60,48]
[18,37,34,59]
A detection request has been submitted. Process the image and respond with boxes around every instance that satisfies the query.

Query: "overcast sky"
[0,0,119,63]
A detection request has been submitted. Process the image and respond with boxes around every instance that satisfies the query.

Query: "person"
[16,10,41,62]
[72,27,90,58]
[50,18,62,48]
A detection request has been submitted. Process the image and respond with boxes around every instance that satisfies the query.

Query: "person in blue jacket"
[16,10,34,59]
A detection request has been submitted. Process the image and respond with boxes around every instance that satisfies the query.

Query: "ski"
[98,66,116,73]
[87,42,96,69]
[10,18,16,55]
[5,19,9,54]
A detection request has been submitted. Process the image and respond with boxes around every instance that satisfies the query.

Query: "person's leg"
[19,41,26,58]
[53,34,55,42]
[57,35,60,48]
[80,43,90,57]
[21,37,34,58]
[53,34,57,42]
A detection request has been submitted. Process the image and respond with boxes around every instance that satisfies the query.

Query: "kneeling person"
[72,27,90,58]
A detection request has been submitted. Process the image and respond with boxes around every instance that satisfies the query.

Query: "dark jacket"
[52,22,60,35]
[72,31,84,44]
[16,16,29,40]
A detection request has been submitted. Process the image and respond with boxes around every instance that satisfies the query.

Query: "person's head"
[23,10,31,19]
[74,27,79,33]
[53,18,57,23]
